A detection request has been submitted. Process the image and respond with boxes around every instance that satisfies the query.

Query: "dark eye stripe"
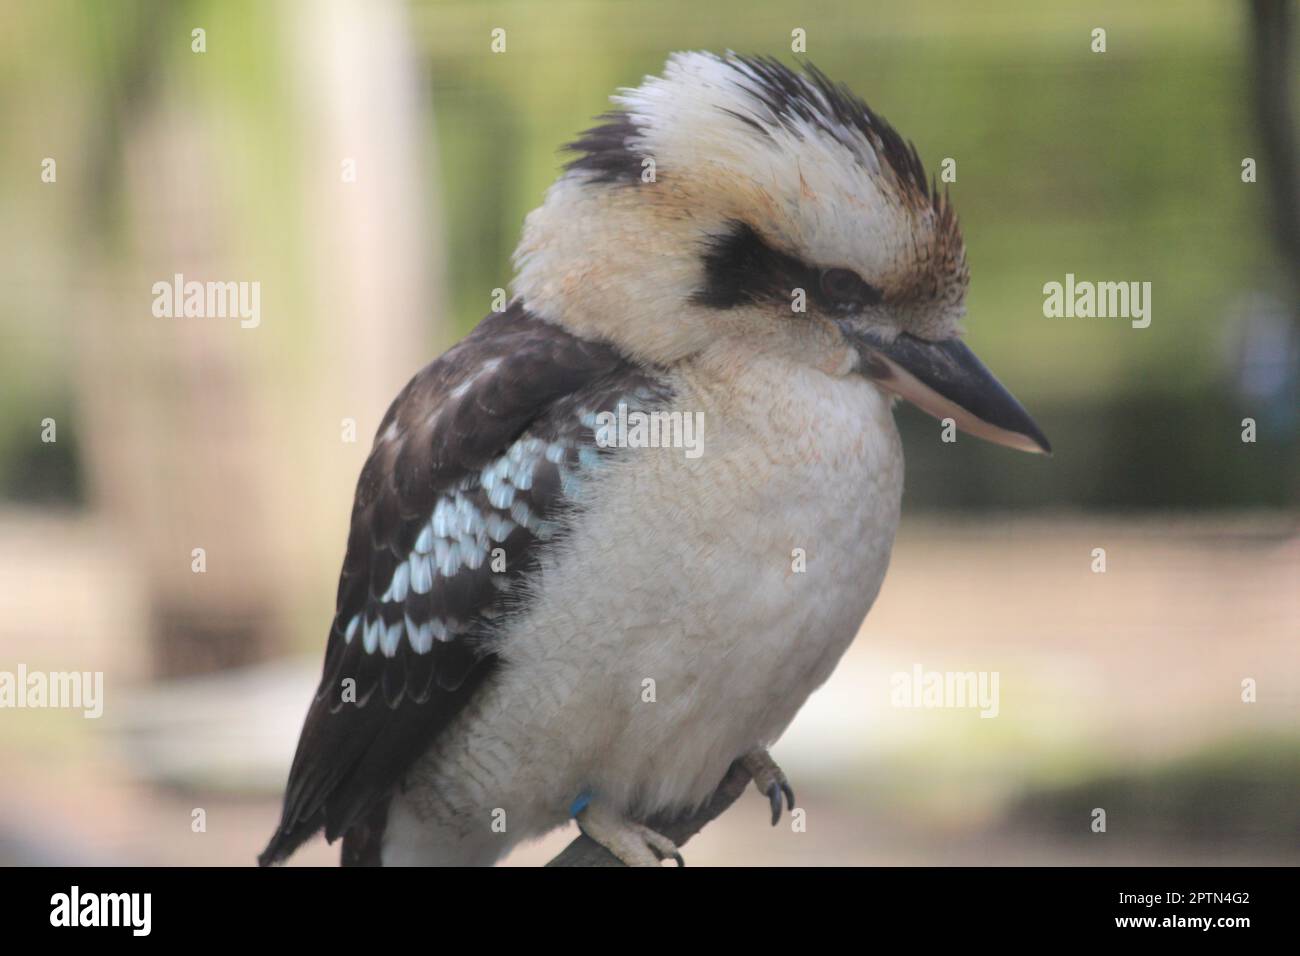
[692,221,816,308]
[692,221,882,314]
[820,268,883,309]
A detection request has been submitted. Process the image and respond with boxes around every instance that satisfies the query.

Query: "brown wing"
[259,304,665,864]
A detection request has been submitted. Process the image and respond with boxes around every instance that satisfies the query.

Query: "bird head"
[514,51,1050,455]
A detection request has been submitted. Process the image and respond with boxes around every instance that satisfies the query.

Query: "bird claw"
[742,749,796,826]
[764,778,797,826]
[576,803,684,867]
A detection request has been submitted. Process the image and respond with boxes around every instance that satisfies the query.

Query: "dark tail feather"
[340,799,389,866]
[257,810,326,867]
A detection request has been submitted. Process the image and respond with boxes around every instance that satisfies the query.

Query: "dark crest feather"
[563,110,644,184]
[561,54,952,224]
[726,55,933,206]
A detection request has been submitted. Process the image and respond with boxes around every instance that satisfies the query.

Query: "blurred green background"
[3,0,1296,510]
[0,0,1295,866]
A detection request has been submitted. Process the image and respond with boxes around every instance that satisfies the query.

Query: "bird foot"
[741,749,796,826]
[576,802,684,866]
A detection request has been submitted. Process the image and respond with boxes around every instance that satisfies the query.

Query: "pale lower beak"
[841,326,1052,455]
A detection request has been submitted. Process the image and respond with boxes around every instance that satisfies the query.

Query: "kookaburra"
[259,52,1049,867]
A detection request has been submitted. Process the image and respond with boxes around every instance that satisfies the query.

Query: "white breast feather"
[385,356,903,864]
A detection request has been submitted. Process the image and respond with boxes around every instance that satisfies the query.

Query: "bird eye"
[819,268,881,309]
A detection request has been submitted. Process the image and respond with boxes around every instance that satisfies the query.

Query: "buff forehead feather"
[593,53,964,311]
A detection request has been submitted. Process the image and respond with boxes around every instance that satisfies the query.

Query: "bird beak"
[840,325,1052,455]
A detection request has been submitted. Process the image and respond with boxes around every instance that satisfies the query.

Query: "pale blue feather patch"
[461,502,485,537]
[460,534,487,569]
[409,553,433,594]
[510,499,536,531]
[405,614,434,654]
[381,621,403,657]
[510,459,535,491]
[437,541,461,577]
[485,513,515,542]
[487,480,515,509]
[362,617,381,654]
[383,560,410,602]
[414,521,435,554]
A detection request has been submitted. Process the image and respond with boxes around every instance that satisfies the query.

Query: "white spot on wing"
[486,513,516,542]
[437,541,462,577]
[406,616,434,654]
[362,617,381,654]
[415,521,435,554]
[449,357,505,400]
[410,553,433,594]
[384,561,410,602]
[487,480,515,509]
[381,621,403,657]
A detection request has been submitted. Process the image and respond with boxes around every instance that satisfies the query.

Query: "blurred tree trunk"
[1249,0,1299,315]
[75,0,442,678]
[1247,0,1300,504]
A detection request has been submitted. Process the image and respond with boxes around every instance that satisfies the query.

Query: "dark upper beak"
[841,325,1052,455]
